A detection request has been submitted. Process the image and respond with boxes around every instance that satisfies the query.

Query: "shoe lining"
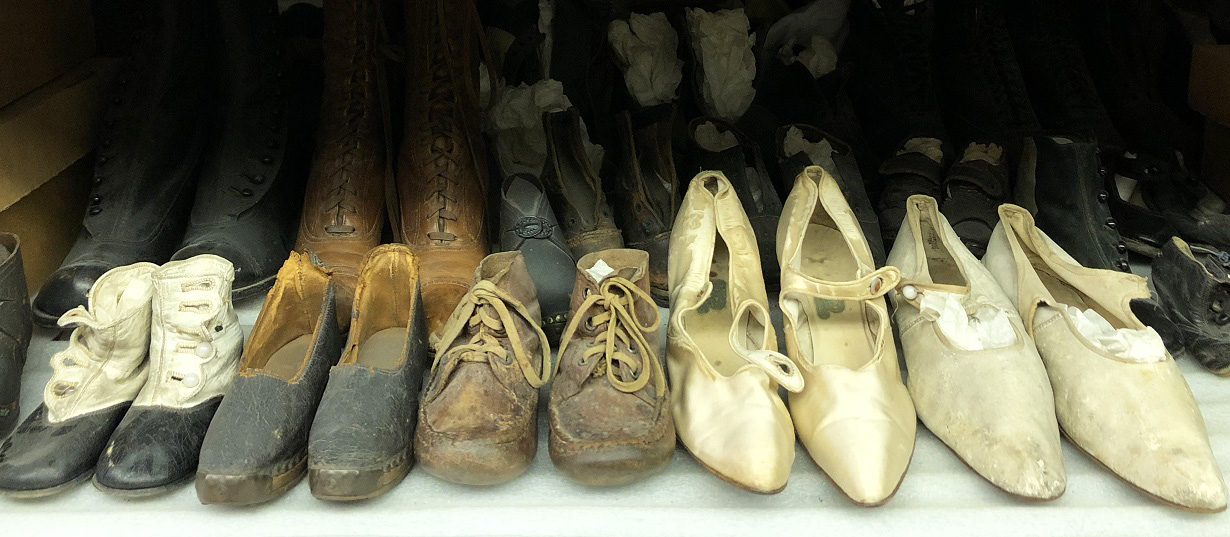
[919,217,965,286]
[797,221,877,370]
[356,328,406,369]
[686,230,744,377]
[264,334,313,382]
[1029,253,1127,330]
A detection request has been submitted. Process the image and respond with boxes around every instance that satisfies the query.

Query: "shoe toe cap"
[806,419,914,505]
[33,265,110,322]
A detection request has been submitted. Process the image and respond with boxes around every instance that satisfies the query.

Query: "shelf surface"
[5,282,1230,537]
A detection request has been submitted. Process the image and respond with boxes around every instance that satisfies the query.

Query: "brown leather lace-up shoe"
[549,249,674,486]
[295,0,388,319]
[397,0,490,339]
[415,252,552,485]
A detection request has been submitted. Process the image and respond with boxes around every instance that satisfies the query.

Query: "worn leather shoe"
[197,252,343,505]
[309,245,429,501]
[612,105,680,306]
[542,108,625,259]
[498,174,574,343]
[0,234,32,439]
[1151,238,1230,376]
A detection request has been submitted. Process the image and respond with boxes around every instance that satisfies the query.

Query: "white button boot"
[0,263,157,498]
[93,254,243,496]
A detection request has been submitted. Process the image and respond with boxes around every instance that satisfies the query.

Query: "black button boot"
[1150,238,1230,376]
[1016,134,1130,272]
[0,234,32,439]
[171,0,322,299]
[31,0,212,327]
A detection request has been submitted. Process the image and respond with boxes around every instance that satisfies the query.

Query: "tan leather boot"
[295,0,388,319]
[397,0,490,339]
[549,249,674,487]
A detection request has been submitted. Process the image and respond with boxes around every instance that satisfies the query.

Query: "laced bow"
[433,281,552,388]
[557,277,664,394]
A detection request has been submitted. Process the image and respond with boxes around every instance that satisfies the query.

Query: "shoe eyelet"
[215,324,224,332]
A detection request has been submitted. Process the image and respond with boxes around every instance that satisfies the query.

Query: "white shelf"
[5,290,1229,537]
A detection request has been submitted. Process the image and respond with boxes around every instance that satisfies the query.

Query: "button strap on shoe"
[432,281,553,389]
[728,301,805,393]
[558,277,663,394]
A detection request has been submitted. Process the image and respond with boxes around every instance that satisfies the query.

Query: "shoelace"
[557,277,663,394]
[432,281,552,388]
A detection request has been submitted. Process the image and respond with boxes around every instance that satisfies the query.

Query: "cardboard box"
[0,0,96,109]
[0,59,115,292]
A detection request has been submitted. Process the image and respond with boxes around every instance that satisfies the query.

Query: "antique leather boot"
[397,0,491,339]
[309,245,429,501]
[499,175,574,343]
[0,234,32,439]
[294,0,387,318]
[613,106,678,306]
[0,264,157,498]
[416,252,552,486]
[197,252,342,505]
[542,108,625,259]
[94,255,242,496]
[549,249,674,487]
[32,0,211,326]
[1150,239,1230,376]
[1016,134,1130,272]
[172,0,322,300]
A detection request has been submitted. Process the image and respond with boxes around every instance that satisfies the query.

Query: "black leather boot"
[171,0,322,299]
[613,104,679,306]
[0,234,32,439]
[1150,238,1230,376]
[1016,134,1130,272]
[32,0,212,326]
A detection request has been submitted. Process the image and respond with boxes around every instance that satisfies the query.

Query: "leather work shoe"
[295,0,388,318]
[612,106,679,306]
[197,252,343,505]
[985,206,1227,512]
[0,263,157,498]
[33,0,211,327]
[309,245,430,501]
[498,174,574,343]
[416,252,551,486]
[549,249,674,487]
[172,0,322,301]
[0,234,32,439]
[397,0,491,340]
[94,255,243,497]
[542,108,625,259]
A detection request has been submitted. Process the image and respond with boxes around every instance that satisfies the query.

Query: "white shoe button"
[182,373,200,388]
[194,342,213,358]
[902,285,918,300]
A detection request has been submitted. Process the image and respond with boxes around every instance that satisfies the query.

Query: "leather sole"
[549,435,674,487]
[91,473,194,499]
[308,449,414,501]
[0,470,93,499]
[195,454,307,505]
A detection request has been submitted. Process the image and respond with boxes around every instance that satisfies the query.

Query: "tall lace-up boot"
[0,264,157,498]
[33,0,212,326]
[295,0,387,319]
[397,0,491,339]
[171,0,323,299]
[94,255,242,496]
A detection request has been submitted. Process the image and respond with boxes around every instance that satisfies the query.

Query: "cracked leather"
[397,0,490,339]
[33,0,211,324]
[613,105,679,304]
[94,398,222,490]
[683,117,783,288]
[175,0,323,296]
[0,234,31,438]
[198,281,342,477]
[0,403,129,492]
[295,0,386,317]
